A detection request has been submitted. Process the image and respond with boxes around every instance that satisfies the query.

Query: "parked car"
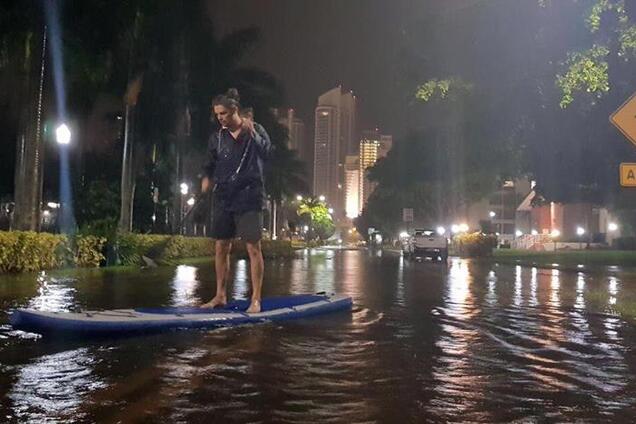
[403,228,448,261]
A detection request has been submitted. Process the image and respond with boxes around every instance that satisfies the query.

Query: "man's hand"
[201,177,211,193]
[241,116,255,137]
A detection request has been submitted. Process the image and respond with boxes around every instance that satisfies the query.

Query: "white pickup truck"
[403,229,448,261]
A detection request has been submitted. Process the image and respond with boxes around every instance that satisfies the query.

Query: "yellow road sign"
[611,92,636,147]
[620,163,636,187]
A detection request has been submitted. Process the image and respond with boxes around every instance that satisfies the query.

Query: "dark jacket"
[203,122,272,213]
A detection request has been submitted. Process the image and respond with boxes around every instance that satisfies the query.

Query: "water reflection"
[8,348,105,423]
[514,265,522,306]
[530,267,538,306]
[2,253,636,422]
[575,273,585,310]
[231,260,248,299]
[27,272,75,312]
[171,265,200,306]
[608,276,619,306]
[550,269,560,309]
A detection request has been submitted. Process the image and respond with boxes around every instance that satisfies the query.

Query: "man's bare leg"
[245,241,264,313]
[200,239,232,308]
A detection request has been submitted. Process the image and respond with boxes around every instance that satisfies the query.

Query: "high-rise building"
[344,155,360,219]
[313,87,356,217]
[359,131,392,214]
[275,108,306,153]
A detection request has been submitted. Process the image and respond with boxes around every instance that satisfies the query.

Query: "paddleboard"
[10,293,352,336]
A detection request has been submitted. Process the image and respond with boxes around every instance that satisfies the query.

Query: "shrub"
[453,232,498,257]
[614,237,636,251]
[0,231,105,272]
[75,235,106,268]
[115,233,215,265]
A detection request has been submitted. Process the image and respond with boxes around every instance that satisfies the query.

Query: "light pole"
[576,226,585,250]
[56,123,75,234]
[180,183,188,235]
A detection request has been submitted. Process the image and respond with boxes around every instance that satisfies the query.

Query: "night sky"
[210,0,462,137]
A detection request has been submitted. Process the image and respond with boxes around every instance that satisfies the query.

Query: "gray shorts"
[212,207,263,242]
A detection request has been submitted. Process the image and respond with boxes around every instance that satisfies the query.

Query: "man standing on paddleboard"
[200,88,272,313]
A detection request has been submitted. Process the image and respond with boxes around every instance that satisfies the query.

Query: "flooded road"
[2,249,636,423]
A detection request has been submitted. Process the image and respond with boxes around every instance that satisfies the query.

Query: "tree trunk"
[118,103,135,232]
[13,28,46,231]
[172,23,190,234]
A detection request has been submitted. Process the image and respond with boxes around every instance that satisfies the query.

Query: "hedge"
[0,231,295,273]
[116,234,293,265]
[453,232,498,257]
[116,234,215,265]
[0,231,106,273]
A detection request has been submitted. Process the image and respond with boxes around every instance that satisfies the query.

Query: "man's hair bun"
[226,88,240,101]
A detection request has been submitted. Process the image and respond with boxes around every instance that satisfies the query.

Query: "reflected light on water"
[514,265,522,306]
[608,276,619,306]
[550,269,560,308]
[575,273,585,310]
[8,348,105,423]
[232,260,248,299]
[447,259,476,319]
[28,272,75,312]
[486,270,497,306]
[172,265,199,306]
[530,267,538,306]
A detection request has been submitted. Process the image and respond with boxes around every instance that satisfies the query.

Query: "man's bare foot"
[246,299,261,314]
[199,295,227,308]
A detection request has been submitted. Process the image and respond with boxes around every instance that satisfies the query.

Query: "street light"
[608,222,619,232]
[180,183,189,195]
[56,123,71,145]
[576,226,585,249]
[296,195,303,201]
[328,208,334,214]
[437,226,446,236]
[531,229,538,236]
[319,195,326,202]
[489,211,496,218]
[515,230,523,237]
[187,197,195,206]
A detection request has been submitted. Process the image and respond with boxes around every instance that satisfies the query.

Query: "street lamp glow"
[608,222,619,232]
[399,231,409,239]
[47,202,60,209]
[436,226,446,236]
[180,183,188,195]
[296,195,303,201]
[319,195,326,202]
[187,197,195,206]
[551,229,561,238]
[451,224,460,234]
[459,223,469,233]
[531,229,538,236]
[515,230,523,237]
[328,208,334,214]
[56,123,71,145]
[303,225,309,232]
[489,211,496,218]
[576,226,585,236]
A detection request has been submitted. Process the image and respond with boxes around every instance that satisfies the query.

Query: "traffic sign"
[611,92,636,147]
[620,163,636,187]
